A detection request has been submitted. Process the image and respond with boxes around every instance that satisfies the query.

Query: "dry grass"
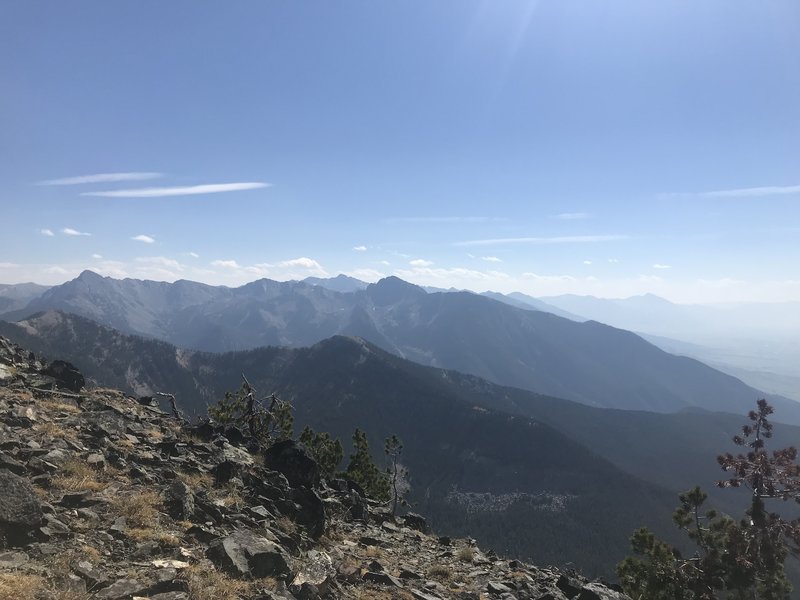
[127,528,181,546]
[351,586,415,600]
[457,546,475,562]
[274,516,298,536]
[52,458,107,492]
[110,489,161,528]
[426,564,453,582]
[209,481,243,509]
[364,545,384,559]
[176,470,214,490]
[180,563,250,600]
[35,421,79,443]
[39,398,82,414]
[79,545,102,562]
[145,428,165,441]
[0,573,43,600]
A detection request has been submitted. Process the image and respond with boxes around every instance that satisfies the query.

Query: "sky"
[1,1,799,303]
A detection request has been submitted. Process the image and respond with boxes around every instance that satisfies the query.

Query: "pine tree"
[345,428,389,501]
[299,425,343,479]
[617,400,800,600]
[208,377,293,446]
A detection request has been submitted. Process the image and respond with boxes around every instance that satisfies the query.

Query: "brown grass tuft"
[39,398,82,414]
[176,470,214,490]
[110,489,161,528]
[35,421,79,443]
[180,563,250,600]
[457,546,475,562]
[0,573,43,600]
[52,458,107,492]
[426,564,453,582]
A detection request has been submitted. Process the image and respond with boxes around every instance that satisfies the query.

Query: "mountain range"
[4,270,796,421]
[0,310,679,575]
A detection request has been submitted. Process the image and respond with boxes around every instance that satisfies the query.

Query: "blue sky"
[1,1,799,302]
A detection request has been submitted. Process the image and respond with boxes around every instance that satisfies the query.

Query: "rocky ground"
[0,336,630,600]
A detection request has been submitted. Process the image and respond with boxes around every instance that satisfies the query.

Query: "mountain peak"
[76,269,105,282]
[366,276,427,305]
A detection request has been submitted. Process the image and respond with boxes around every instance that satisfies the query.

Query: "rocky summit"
[0,336,629,600]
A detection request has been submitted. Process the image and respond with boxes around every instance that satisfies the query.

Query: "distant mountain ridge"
[0,310,682,575]
[0,282,50,314]
[4,270,796,420]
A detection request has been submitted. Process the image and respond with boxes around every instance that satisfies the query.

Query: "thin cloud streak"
[554,212,591,220]
[81,182,270,198]
[660,184,800,199]
[39,172,163,186]
[62,228,91,237]
[453,235,628,247]
[131,234,155,244]
[383,217,505,224]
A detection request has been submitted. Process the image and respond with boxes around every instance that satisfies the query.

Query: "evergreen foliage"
[208,377,293,445]
[345,428,390,501]
[299,425,344,478]
[617,400,800,599]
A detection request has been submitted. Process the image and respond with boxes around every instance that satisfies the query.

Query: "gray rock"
[73,560,109,588]
[487,581,513,594]
[149,593,190,600]
[43,360,85,392]
[94,579,148,599]
[0,550,29,568]
[263,440,320,488]
[363,571,404,587]
[0,469,43,543]
[166,480,195,520]
[577,583,632,600]
[403,512,428,533]
[207,530,291,578]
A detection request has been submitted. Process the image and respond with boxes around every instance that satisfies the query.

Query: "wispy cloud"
[62,227,91,237]
[660,184,800,199]
[352,245,367,252]
[132,234,155,244]
[554,212,591,220]
[277,257,324,270]
[91,254,103,259]
[187,252,200,259]
[608,258,619,263]
[454,235,628,247]
[40,228,54,237]
[583,260,593,265]
[410,259,434,267]
[135,256,183,270]
[39,172,163,186]
[653,263,672,269]
[481,256,502,263]
[82,182,269,198]
[0,262,19,269]
[396,266,510,283]
[383,217,505,224]
[211,259,241,269]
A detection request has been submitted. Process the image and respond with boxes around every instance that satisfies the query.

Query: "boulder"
[207,530,291,578]
[577,583,632,600]
[292,487,326,539]
[165,481,195,520]
[43,360,85,392]
[0,469,43,544]
[263,440,320,489]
